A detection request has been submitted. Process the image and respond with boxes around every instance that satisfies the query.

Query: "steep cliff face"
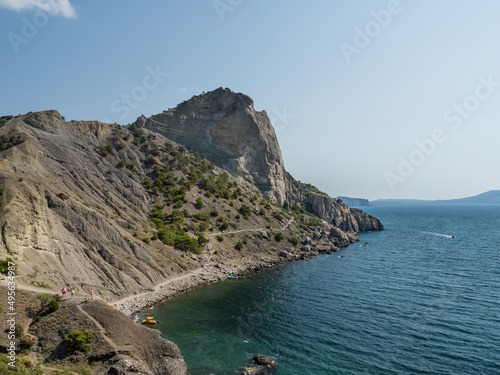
[141,88,383,233]
[144,88,287,204]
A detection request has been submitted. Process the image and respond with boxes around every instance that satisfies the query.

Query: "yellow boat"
[141,316,159,325]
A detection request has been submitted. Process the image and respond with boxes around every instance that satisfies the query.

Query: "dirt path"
[111,267,207,308]
[74,300,122,353]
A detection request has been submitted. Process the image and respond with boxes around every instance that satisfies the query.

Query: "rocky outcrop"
[140,88,383,233]
[236,354,278,375]
[306,195,383,232]
[143,88,287,204]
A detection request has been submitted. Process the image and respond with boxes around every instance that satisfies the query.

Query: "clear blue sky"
[1,0,500,200]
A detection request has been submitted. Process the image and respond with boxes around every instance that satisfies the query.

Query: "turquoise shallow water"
[139,205,500,374]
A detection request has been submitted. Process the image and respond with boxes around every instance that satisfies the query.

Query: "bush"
[235,241,244,250]
[210,208,219,217]
[289,236,299,246]
[96,143,114,156]
[47,299,60,312]
[195,197,204,209]
[20,335,37,349]
[219,220,229,231]
[0,257,15,275]
[174,234,201,253]
[197,233,209,246]
[63,330,95,354]
[274,233,285,242]
[139,236,151,245]
[216,235,224,242]
[239,204,252,217]
[116,141,126,150]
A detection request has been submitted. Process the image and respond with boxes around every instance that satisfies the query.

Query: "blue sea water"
[140,205,500,374]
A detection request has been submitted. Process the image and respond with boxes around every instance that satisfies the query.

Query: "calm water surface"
[140,205,500,374]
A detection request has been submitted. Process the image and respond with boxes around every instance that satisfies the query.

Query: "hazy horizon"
[1,0,499,200]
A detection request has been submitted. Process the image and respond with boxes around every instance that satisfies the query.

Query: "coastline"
[109,243,337,317]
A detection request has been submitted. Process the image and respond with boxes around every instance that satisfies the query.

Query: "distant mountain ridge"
[337,196,370,206]
[370,190,500,206]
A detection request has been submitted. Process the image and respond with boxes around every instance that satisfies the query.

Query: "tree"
[63,330,95,354]
[239,204,252,218]
[274,233,284,242]
[195,197,204,209]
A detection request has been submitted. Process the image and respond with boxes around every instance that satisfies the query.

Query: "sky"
[1,0,500,200]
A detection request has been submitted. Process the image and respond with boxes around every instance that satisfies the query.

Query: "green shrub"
[195,197,204,209]
[216,235,224,242]
[63,330,95,354]
[0,257,15,275]
[235,241,244,250]
[239,204,252,217]
[274,233,285,242]
[197,233,209,246]
[139,236,151,245]
[116,141,126,150]
[96,143,114,156]
[289,236,299,246]
[47,299,60,312]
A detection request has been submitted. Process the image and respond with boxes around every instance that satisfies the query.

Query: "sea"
[139,205,500,375]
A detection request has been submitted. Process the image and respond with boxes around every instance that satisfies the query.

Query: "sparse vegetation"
[0,134,23,152]
[63,330,95,354]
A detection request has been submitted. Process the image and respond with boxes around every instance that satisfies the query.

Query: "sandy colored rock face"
[144,88,288,205]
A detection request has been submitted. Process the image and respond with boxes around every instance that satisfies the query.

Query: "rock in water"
[236,354,278,375]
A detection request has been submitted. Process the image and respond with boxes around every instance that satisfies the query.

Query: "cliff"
[143,88,287,204]
[142,88,383,233]
[0,92,382,373]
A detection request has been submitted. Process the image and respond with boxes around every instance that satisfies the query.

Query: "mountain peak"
[142,88,286,204]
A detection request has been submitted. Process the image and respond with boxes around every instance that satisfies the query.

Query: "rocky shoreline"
[110,233,354,317]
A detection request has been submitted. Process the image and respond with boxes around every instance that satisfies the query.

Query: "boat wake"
[422,232,455,238]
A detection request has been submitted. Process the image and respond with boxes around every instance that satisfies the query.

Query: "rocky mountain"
[142,88,383,233]
[0,90,383,373]
[142,88,287,205]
